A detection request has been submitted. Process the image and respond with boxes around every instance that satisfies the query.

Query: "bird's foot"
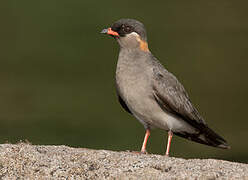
[126,150,148,155]
[140,149,148,154]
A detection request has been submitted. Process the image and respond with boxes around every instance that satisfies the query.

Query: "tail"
[174,126,230,149]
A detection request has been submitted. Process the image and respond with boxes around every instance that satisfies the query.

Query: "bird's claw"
[126,150,148,155]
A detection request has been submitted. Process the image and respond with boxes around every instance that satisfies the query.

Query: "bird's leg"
[165,130,173,156]
[141,129,150,154]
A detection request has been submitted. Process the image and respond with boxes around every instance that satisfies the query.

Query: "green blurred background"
[0,1,247,163]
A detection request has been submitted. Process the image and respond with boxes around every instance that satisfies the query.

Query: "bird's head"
[101,19,149,52]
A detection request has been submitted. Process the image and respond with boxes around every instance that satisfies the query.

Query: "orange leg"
[141,129,150,154]
[165,130,173,156]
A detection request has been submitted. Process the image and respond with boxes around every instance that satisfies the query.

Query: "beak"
[100,28,119,37]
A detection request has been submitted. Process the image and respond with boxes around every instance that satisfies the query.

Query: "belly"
[116,67,196,133]
[122,87,196,133]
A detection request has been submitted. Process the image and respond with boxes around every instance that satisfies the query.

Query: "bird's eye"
[122,25,132,33]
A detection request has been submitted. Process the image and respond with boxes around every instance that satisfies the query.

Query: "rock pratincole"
[101,19,230,156]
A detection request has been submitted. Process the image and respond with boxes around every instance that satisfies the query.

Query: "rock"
[0,143,247,179]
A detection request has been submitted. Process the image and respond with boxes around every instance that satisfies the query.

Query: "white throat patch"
[127,32,139,37]
[126,32,142,43]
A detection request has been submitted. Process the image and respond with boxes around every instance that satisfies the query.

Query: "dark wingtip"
[218,143,231,149]
[174,128,231,150]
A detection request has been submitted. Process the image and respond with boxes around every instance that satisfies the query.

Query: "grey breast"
[115,49,167,129]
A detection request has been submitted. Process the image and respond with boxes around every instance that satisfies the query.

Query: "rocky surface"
[0,143,247,179]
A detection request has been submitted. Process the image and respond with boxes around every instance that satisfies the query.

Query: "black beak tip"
[100,28,108,34]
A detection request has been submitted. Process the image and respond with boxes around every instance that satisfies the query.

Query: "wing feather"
[115,81,132,115]
[151,60,206,129]
[151,60,230,149]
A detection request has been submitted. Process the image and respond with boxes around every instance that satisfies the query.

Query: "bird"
[101,18,230,156]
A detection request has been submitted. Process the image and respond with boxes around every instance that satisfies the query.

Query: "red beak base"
[107,28,119,36]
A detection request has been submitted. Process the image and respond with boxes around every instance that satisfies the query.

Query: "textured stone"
[0,143,247,179]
